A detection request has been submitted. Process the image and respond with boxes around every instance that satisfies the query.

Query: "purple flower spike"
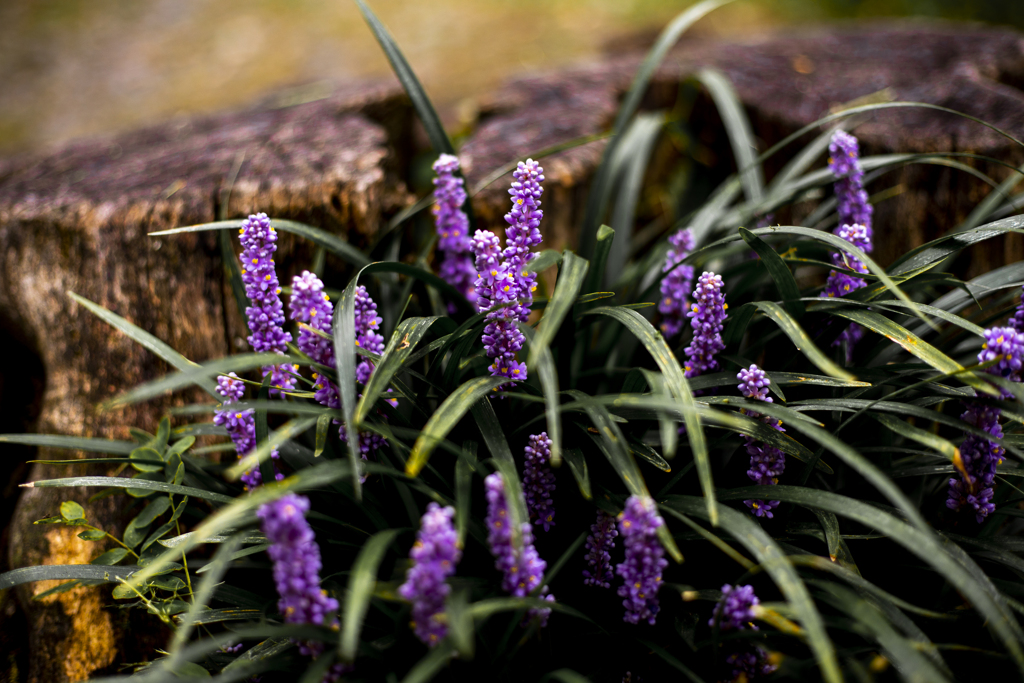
[354,285,385,386]
[712,584,776,680]
[615,496,668,625]
[736,365,785,518]
[485,472,554,626]
[659,228,696,338]
[684,272,728,379]
[433,154,476,305]
[399,503,462,647]
[821,223,869,300]
[710,583,759,631]
[238,213,294,395]
[214,373,282,489]
[523,433,556,531]
[829,131,873,244]
[257,494,338,655]
[583,511,618,589]
[947,326,1024,522]
[469,160,544,389]
[290,271,340,410]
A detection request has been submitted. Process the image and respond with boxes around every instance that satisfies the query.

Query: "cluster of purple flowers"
[214,373,282,489]
[737,365,785,519]
[947,326,1024,521]
[820,222,870,300]
[398,503,462,646]
[257,493,341,672]
[821,132,874,358]
[289,274,387,463]
[485,472,554,626]
[238,213,295,394]
[523,432,556,531]
[432,154,477,305]
[659,228,696,338]
[471,160,545,385]
[829,130,873,241]
[290,271,340,409]
[711,584,776,681]
[684,272,728,379]
[582,511,618,589]
[615,496,668,625]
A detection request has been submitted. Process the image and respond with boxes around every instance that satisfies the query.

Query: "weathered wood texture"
[461,22,1024,275]
[0,83,410,682]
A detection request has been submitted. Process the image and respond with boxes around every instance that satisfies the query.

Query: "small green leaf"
[60,501,85,522]
[314,413,331,457]
[78,529,106,541]
[91,548,130,566]
[130,446,165,472]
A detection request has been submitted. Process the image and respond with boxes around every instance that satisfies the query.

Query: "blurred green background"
[1,0,1021,155]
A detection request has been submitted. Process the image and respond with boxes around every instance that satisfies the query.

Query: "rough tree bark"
[461,21,1024,275]
[0,82,411,682]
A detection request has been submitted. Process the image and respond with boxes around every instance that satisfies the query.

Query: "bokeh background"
[1,0,1023,155]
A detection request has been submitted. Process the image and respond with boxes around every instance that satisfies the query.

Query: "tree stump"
[459,21,1024,276]
[0,82,411,682]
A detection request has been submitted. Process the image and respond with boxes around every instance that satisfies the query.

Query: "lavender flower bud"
[736,365,785,518]
[257,494,338,643]
[683,272,728,379]
[616,496,668,625]
[214,373,282,489]
[485,472,554,626]
[239,213,294,395]
[398,503,462,646]
[583,511,618,588]
[523,432,556,531]
[433,154,476,304]
[659,228,696,338]
[948,326,1024,521]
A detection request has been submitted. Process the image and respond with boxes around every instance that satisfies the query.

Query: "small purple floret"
[523,432,556,531]
[583,511,618,589]
[659,228,696,338]
[684,272,728,379]
[238,213,294,395]
[615,496,668,625]
[398,503,462,647]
